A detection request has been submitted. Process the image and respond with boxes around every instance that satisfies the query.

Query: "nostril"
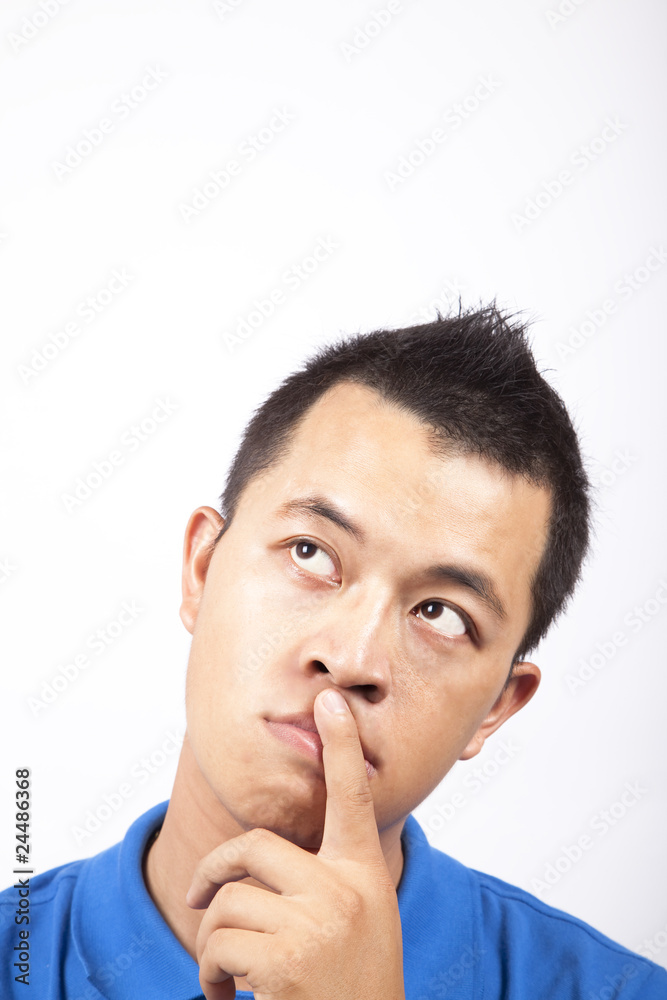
[314,660,329,673]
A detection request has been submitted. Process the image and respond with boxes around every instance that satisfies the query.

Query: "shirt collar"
[71,801,479,999]
[399,813,481,998]
[71,800,205,1000]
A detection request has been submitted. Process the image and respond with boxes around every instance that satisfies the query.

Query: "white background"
[1,0,666,969]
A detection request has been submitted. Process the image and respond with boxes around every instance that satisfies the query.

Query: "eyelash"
[285,537,474,639]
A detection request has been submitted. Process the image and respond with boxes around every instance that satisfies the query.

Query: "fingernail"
[322,690,347,714]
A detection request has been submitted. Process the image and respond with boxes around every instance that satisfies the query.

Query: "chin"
[232,783,327,847]
[269,817,325,852]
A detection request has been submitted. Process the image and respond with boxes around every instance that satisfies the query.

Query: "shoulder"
[471,865,667,998]
[0,858,90,998]
[401,816,667,999]
[0,801,169,1000]
[0,856,85,916]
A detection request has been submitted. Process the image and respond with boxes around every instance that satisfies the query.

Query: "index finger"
[313,689,382,861]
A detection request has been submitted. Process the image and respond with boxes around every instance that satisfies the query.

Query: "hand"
[186,688,406,999]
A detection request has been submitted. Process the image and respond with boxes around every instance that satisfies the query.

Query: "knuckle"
[280,943,310,985]
[341,775,374,809]
[247,825,273,848]
[199,858,218,885]
[215,880,239,901]
[337,884,364,917]
[341,733,364,753]
[205,925,231,962]
[318,918,341,946]
[263,941,309,993]
[211,840,241,869]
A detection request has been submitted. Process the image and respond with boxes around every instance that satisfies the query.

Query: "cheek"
[183,592,252,751]
[387,669,449,781]
[192,562,272,671]
[390,659,501,774]
[185,549,308,713]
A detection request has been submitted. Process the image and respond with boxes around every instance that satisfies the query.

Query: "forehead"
[249,381,551,624]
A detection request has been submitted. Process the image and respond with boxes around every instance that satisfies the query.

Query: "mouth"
[264,713,377,779]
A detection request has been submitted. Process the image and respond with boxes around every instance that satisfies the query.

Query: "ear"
[179,506,225,635]
[458,661,541,761]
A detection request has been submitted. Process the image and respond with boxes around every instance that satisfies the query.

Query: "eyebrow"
[274,495,366,543]
[273,493,508,624]
[425,565,507,623]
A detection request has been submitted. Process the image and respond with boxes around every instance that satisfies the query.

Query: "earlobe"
[458,661,541,761]
[459,731,485,761]
[179,506,225,635]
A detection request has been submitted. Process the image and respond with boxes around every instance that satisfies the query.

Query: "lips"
[266,709,378,772]
[273,712,320,735]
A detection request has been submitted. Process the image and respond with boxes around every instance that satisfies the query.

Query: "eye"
[414,601,467,637]
[288,540,336,578]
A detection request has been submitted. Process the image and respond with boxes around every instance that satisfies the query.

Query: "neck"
[143,733,406,963]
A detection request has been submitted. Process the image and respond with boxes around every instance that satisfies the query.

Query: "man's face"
[182,382,551,851]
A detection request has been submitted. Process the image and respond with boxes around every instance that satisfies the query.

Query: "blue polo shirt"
[1,800,665,999]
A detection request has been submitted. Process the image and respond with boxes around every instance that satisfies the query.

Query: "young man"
[3,306,666,999]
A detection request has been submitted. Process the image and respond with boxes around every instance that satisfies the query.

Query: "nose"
[296,584,393,703]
